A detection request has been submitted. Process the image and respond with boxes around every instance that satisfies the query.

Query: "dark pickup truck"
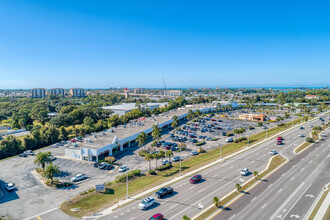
[155,187,174,198]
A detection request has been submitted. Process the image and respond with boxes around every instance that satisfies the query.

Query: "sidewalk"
[85,117,319,219]
[313,186,330,220]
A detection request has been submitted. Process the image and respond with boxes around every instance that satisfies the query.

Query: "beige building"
[164,90,183,97]
[31,88,47,98]
[239,114,267,122]
[70,88,85,97]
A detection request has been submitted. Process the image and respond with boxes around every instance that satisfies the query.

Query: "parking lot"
[0,110,295,219]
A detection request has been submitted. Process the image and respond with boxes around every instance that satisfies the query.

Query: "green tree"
[44,163,60,184]
[165,150,173,161]
[137,132,147,150]
[172,115,179,130]
[34,151,52,171]
[253,171,259,180]
[0,135,22,159]
[144,153,152,171]
[153,152,162,169]
[39,125,59,145]
[83,116,94,128]
[183,215,191,220]
[74,127,80,137]
[21,135,37,151]
[213,196,221,207]
[235,183,242,192]
[151,125,161,141]
[59,126,69,140]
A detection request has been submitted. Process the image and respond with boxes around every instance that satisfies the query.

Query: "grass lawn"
[196,155,287,220]
[308,185,330,220]
[60,118,305,218]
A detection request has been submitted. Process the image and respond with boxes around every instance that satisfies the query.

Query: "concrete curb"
[294,127,329,154]
[305,183,330,220]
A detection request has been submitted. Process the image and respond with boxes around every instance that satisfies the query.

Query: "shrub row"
[195,141,206,146]
[115,169,141,183]
[156,163,172,171]
[234,137,247,143]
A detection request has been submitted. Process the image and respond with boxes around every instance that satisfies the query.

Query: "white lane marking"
[198,188,206,193]
[170,204,178,209]
[251,197,257,202]
[261,203,267,209]
[228,214,236,220]
[291,177,295,181]
[278,188,283,193]
[301,168,305,171]
[23,207,59,220]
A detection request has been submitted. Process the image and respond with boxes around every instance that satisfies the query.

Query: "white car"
[24,150,34,156]
[298,133,304,137]
[71,174,87,182]
[270,150,277,155]
[5,183,15,191]
[226,138,234,143]
[118,166,128,172]
[240,168,249,176]
[138,197,155,210]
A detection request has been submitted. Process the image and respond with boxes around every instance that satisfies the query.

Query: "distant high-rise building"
[163,90,183,97]
[70,88,85,97]
[133,88,143,94]
[31,88,47,98]
[49,88,65,97]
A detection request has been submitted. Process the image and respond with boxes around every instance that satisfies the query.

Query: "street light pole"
[219,144,222,160]
[179,146,182,176]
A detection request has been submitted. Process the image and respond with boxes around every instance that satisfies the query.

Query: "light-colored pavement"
[212,127,330,220]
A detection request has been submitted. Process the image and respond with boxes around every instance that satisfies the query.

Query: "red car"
[277,136,283,140]
[276,140,282,145]
[149,213,164,220]
[189,174,202,184]
[165,146,171,150]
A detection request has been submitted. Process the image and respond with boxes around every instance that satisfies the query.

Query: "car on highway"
[24,150,34,156]
[240,168,249,176]
[226,138,234,143]
[172,156,182,162]
[98,162,107,169]
[189,174,202,184]
[118,166,129,172]
[298,133,304,137]
[138,197,156,210]
[71,174,87,182]
[300,126,304,129]
[277,136,283,140]
[18,153,27,157]
[149,213,164,220]
[162,160,172,166]
[5,183,16,191]
[155,187,173,198]
[276,140,283,145]
[270,150,277,155]
[191,151,199,156]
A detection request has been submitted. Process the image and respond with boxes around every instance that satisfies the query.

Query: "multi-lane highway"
[91,117,326,220]
[213,129,329,220]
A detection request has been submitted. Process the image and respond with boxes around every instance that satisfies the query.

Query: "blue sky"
[0,0,329,89]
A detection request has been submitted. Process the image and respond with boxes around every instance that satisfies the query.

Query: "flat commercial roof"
[102,102,166,111]
[69,104,214,150]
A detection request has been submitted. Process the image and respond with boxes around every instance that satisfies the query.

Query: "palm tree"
[213,196,221,207]
[165,150,173,162]
[137,132,147,150]
[187,110,195,120]
[44,163,60,184]
[159,150,165,162]
[183,215,191,220]
[172,115,179,130]
[144,153,152,171]
[151,125,161,142]
[253,171,259,180]
[34,152,52,171]
[154,153,162,169]
[235,183,242,192]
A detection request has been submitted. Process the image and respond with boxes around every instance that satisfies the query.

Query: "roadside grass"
[196,155,287,220]
[308,185,330,220]
[323,204,330,220]
[60,118,304,217]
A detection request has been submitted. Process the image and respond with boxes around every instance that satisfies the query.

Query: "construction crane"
[162,78,167,90]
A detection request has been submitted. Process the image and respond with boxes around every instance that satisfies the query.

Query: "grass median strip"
[195,155,287,220]
[60,118,305,218]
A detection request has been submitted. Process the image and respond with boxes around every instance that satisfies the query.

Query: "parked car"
[5,183,15,191]
[162,160,172,166]
[93,162,99,168]
[71,174,87,182]
[226,138,234,143]
[298,133,304,137]
[138,197,156,210]
[118,166,129,172]
[191,151,199,156]
[192,139,198,143]
[270,150,277,155]
[189,174,202,184]
[172,156,182,162]
[240,168,249,176]
[155,187,173,198]
[165,146,171,150]
[24,150,34,156]
[98,162,107,169]
[50,144,58,148]
[149,213,164,220]
[277,136,283,140]
[106,164,113,170]
[276,140,283,145]
[300,126,304,129]
[49,155,56,161]
[18,153,27,157]
[171,146,179,151]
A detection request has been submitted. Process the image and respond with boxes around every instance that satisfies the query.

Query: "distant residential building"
[124,88,129,98]
[31,88,47,98]
[163,90,183,97]
[133,88,143,94]
[212,101,240,108]
[305,95,319,99]
[70,88,85,97]
[49,88,65,97]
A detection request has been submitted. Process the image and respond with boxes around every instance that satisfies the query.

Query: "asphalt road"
[91,118,326,220]
[212,128,330,220]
